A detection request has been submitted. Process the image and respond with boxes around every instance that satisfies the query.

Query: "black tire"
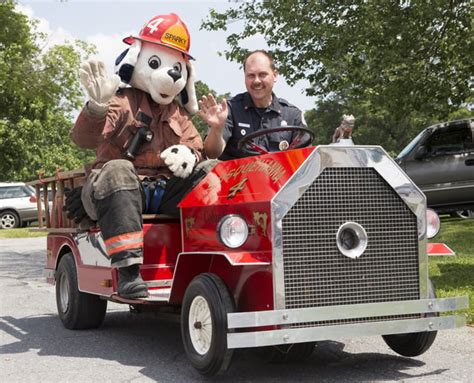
[382,280,438,357]
[56,253,107,329]
[257,342,315,363]
[181,273,235,376]
[0,210,20,229]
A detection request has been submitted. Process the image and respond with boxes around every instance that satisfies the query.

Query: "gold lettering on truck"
[253,212,268,237]
[227,178,248,199]
[221,159,286,183]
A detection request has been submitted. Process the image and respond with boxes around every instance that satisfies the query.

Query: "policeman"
[198,50,307,160]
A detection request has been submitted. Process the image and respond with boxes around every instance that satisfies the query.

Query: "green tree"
[0,1,95,181]
[202,0,473,151]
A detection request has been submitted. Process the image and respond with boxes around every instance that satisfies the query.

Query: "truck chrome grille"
[282,168,419,311]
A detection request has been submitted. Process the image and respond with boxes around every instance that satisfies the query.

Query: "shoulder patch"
[278,97,298,109]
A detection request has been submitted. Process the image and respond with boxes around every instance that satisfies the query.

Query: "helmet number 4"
[146,18,164,33]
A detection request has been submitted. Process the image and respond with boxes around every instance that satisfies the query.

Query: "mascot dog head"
[115,13,198,114]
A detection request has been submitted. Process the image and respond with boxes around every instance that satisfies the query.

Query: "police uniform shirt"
[216,92,306,161]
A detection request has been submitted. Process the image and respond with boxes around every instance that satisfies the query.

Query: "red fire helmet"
[123,13,194,59]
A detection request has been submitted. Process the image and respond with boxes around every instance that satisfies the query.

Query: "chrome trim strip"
[227,296,468,329]
[271,149,320,309]
[143,288,171,301]
[176,251,270,266]
[146,279,172,288]
[227,315,465,349]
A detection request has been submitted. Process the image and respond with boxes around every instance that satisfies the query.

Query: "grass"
[429,216,474,325]
[0,226,48,239]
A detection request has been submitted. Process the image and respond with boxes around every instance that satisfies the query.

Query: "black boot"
[117,264,149,299]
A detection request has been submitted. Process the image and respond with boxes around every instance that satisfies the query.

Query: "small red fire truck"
[29,137,467,376]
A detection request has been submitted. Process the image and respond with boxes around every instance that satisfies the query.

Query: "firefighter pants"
[81,159,211,268]
[82,160,143,268]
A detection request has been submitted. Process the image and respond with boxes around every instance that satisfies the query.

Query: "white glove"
[80,59,121,115]
[161,145,197,179]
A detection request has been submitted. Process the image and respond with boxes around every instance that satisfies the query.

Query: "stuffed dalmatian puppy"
[68,14,203,299]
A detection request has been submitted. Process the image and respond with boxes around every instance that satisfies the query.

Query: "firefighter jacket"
[70,87,203,178]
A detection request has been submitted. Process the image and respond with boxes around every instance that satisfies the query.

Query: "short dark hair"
[243,50,276,71]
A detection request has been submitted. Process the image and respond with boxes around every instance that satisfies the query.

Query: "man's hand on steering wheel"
[237,126,314,155]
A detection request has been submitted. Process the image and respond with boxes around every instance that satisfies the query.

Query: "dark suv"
[395,118,474,216]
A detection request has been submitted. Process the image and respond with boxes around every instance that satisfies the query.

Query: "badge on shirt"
[238,122,250,128]
[240,129,246,136]
[279,140,289,151]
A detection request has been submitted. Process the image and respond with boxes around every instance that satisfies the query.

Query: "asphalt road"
[1,237,473,382]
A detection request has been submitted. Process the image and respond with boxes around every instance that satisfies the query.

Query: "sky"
[17,0,318,112]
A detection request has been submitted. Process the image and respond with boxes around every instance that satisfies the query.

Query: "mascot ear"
[115,40,142,85]
[179,61,198,115]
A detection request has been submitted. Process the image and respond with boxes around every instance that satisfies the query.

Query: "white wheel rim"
[1,214,16,229]
[59,273,70,313]
[188,295,213,355]
[458,210,473,219]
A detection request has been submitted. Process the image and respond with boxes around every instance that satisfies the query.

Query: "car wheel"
[382,280,438,357]
[0,210,20,229]
[257,342,315,363]
[56,253,107,329]
[181,273,235,376]
[453,210,473,219]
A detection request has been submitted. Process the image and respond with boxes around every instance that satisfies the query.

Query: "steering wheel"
[237,126,315,155]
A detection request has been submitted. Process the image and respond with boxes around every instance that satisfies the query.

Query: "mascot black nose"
[167,69,182,83]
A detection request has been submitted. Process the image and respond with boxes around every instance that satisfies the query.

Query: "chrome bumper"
[227,297,468,349]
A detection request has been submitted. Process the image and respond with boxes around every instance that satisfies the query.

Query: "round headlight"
[218,215,248,248]
[426,208,440,239]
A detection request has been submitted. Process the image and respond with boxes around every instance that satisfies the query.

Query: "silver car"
[0,182,39,229]
[395,118,474,217]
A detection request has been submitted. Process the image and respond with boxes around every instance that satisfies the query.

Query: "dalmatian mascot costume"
[66,14,203,299]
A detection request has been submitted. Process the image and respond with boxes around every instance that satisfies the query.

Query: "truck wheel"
[382,280,438,357]
[0,210,20,229]
[181,273,235,376]
[257,342,315,363]
[453,209,473,219]
[56,253,107,329]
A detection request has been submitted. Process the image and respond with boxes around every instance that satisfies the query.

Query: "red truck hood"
[179,147,316,207]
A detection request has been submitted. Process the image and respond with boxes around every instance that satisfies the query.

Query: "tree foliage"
[203,0,473,152]
[0,1,95,181]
